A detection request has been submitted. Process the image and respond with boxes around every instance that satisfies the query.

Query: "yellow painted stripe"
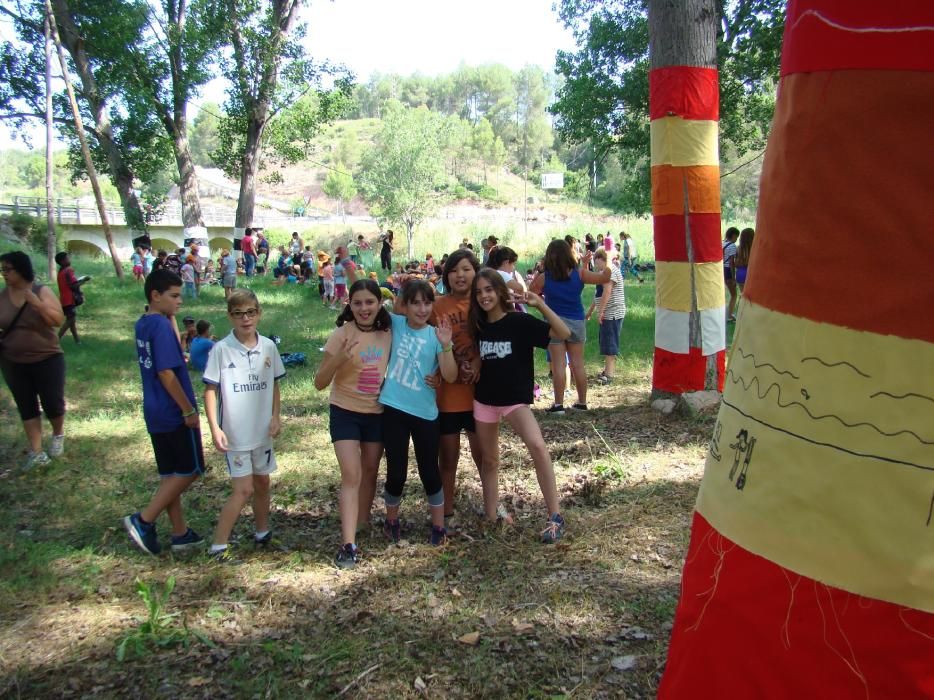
[650,117,719,167]
[656,261,725,312]
[698,301,934,612]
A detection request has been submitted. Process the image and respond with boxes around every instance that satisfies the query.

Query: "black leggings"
[1,354,66,421]
[381,246,392,271]
[382,405,443,506]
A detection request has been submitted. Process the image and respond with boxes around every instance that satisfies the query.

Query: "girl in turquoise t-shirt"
[379,279,457,545]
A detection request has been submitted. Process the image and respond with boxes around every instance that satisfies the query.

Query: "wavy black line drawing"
[726,369,934,445]
[735,347,801,379]
[927,491,934,527]
[801,355,870,379]
[871,391,934,404]
[721,397,934,473]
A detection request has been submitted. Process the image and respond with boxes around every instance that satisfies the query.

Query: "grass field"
[0,245,722,698]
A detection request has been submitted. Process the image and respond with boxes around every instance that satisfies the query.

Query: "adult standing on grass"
[589,249,626,384]
[315,279,393,568]
[734,227,755,296]
[430,249,483,524]
[722,226,740,322]
[530,239,609,414]
[0,251,66,470]
[621,232,645,283]
[123,269,205,556]
[256,231,270,275]
[378,229,394,271]
[55,251,88,345]
[242,228,257,277]
[221,249,237,299]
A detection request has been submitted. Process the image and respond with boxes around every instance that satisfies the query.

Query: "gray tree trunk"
[44,10,56,280]
[172,129,204,229]
[51,0,146,234]
[234,120,265,229]
[48,0,123,278]
[649,0,719,394]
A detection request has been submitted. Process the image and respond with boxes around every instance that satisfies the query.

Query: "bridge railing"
[0,196,371,230]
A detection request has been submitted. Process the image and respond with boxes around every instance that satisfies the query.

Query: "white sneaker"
[49,434,65,457]
[23,451,50,471]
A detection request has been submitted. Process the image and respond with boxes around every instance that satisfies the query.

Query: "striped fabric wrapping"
[650,65,726,394]
[659,2,934,697]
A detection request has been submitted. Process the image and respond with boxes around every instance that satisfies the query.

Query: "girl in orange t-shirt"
[429,249,483,523]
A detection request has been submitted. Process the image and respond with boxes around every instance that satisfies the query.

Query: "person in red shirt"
[55,251,87,344]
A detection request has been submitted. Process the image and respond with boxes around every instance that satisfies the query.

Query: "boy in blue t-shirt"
[123,269,205,556]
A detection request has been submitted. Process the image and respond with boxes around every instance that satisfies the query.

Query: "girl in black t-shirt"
[469,269,571,544]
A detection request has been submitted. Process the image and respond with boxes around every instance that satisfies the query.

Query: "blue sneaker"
[170,528,205,553]
[541,513,565,544]
[124,513,161,555]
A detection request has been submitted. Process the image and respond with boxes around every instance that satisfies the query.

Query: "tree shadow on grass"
[0,474,699,699]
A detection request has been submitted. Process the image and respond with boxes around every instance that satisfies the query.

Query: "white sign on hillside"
[541,172,564,190]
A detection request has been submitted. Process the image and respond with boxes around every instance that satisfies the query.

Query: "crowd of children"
[122,231,640,570]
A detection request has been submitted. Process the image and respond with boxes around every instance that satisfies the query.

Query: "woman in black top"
[379,230,394,271]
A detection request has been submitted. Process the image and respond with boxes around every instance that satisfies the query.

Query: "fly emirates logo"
[479,340,512,359]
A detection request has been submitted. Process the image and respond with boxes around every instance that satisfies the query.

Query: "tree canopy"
[551,0,784,214]
[358,101,450,260]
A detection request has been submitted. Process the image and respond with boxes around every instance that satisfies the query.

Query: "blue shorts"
[329,404,383,443]
[598,317,623,356]
[549,317,586,345]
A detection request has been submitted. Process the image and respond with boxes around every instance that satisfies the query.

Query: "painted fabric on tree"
[660,1,934,697]
[649,61,726,393]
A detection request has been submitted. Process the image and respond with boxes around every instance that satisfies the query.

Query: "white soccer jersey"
[203,332,286,451]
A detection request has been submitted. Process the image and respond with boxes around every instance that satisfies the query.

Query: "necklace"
[354,320,375,333]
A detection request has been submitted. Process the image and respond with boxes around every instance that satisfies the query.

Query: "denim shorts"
[598,317,623,356]
[329,404,383,443]
[549,317,586,344]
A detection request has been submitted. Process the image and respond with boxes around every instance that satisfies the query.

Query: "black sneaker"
[546,404,566,415]
[570,402,588,411]
[430,526,448,547]
[170,528,205,553]
[254,531,273,547]
[541,513,566,544]
[383,518,401,543]
[123,513,160,556]
[335,543,359,569]
[207,547,240,564]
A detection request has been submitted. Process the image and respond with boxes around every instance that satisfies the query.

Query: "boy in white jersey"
[203,289,286,558]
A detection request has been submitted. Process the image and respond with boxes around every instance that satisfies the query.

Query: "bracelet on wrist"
[182,408,197,417]
[442,345,453,353]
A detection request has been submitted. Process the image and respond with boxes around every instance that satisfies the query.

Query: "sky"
[0,0,577,149]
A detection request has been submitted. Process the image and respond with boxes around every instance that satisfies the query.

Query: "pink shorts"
[473,400,524,423]
[335,283,347,299]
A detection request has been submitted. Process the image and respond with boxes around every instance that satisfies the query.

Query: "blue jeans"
[183,281,196,298]
[244,253,256,276]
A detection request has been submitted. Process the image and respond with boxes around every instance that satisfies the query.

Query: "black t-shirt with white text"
[475,312,551,406]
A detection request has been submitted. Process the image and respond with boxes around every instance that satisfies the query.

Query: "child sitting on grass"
[188,320,215,373]
[124,269,205,556]
[203,289,285,560]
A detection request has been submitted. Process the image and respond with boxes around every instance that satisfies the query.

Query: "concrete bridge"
[1,196,374,258]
